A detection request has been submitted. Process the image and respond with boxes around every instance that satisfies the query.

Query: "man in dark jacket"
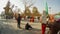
[17,14,21,28]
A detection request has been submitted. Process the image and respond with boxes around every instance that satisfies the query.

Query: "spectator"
[25,23,32,30]
[16,14,21,29]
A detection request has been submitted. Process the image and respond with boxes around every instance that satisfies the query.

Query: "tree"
[32,7,41,16]
[22,0,36,16]
[4,0,14,19]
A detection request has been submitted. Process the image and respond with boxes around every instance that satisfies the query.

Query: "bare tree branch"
[22,0,36,8]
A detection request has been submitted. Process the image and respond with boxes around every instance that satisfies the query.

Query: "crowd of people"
[15,12,60,34]
[40,11,60,34]
[16,14,32,30]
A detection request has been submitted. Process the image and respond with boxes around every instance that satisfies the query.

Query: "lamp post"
[49,7,51,14]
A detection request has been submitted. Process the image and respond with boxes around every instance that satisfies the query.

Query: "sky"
[0,0,60,14]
